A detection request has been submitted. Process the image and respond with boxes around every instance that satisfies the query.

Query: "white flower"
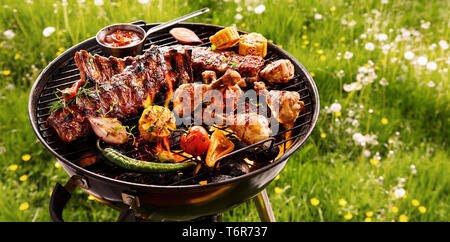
[379,77,388,86]
[42,27,55,37]
[360,33,367,39]
[375,33,388,42]
[314,13,323,20]
[254,4,266,14]
[234,13,243,20]
[3,30,15,39]
[343,51,353,59]
[94,0,104,6]
[427,81,436,87]
[365,42,375,51]
[343,82,363,92]
[438,40,449,50]
[420,20,430,29]
[417,56,428,66]
[336,70,345,78]
[348,20,357,28]
[381,0,389,4]
[404,51,414,60]
[329,102,342,113]
[393,188,406,199]
[353,133,378,146]
[138,0,150,4]
[426,61,437,71]
[236,6,243,12]
[363,150,371,157]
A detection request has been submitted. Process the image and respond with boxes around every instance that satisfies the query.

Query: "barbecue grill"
[28,21,320,222]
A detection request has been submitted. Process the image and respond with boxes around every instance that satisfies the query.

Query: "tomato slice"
[170,28,203,44]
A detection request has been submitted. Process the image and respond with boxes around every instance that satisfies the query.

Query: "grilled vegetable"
[88,117,129,145]
[180,126,211,156]
[209,25,240,50]
[169,27,203,44]
[205,129,234,167]
[138,105,176,142]
[97,140,196,173]
[238,33,267,57]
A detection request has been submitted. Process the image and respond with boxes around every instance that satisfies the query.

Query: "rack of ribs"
[46,45,265,142]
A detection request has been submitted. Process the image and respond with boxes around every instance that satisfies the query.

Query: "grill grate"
[33,21,316,186]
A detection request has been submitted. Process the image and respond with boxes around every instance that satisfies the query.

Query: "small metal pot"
[96,23,147,58]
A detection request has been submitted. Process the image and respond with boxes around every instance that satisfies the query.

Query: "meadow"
[0,0,448,222]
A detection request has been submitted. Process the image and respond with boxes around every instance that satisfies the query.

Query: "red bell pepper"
[61,80,85,100]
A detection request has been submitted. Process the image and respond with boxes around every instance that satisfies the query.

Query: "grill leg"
[253,189,276,222]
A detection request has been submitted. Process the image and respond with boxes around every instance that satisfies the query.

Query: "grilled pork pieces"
[47,45,265,142]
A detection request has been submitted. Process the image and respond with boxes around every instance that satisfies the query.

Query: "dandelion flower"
[418,206,427,214]
[310,72,315,77]
[19,174,28,181]
[381,118,389,125]
[274,187,283,194]
[365,42,375,51]
[338,198,347,207]
[344,213,353,220]
[366,211,374,217]
[310,197,320,206]
[274,174,280,181]
[55,161,62,168]
[319,55,327,61]
[399,214,408,222]
[2,70,11,75]
[21,154,31,162]
[330,6,336,12]
[14,53,21,60]
[364,217,372,222]
[370,158,380,166]
[411,199,420,207]
[88,194,96,200]
[8,164,18,171]
[320,133,327,139]
[254,4,266,14]
[19,202,30,211]
[3,30,15,39]
[391,206,399,214]
[335,111,342,117]
[42,27,56,37]
[329,102,342,113]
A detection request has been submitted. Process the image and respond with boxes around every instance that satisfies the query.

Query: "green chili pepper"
[96,140,196,173]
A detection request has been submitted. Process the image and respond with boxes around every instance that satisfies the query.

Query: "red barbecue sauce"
[102,30,142,47]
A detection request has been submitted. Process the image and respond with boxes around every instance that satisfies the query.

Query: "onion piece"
[88,117,129,145]
[169,27,203,44]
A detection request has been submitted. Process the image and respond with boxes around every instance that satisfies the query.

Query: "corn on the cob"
[239,33,268,57]
[209,26,241,50]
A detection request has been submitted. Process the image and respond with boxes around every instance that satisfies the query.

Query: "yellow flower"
[88,194,96,200]
[301,45,306,49]
[8,164,18,171]
[411,199,420,207]
[335,111,342,117]
[340,36,346,42]
[268,39,273,43]
[274,174,280,181]
[370,158,380,166]
[55,161,61,169]
[302,35,308,40]
[366,211,374,217]
[278,44,283,49]
[313,42,319,47]
[2,70,11,75]
[19,202,30,211]
[19,174,28,181]
[21,154,31,162]
[399,214,408,222]
[391,206,399,214]
[240,23,246,28]
[319,55,327,61]
[330,6,336,12]
[303,40,310,45]
[274,187,283,194]
[344,213,353,220]
[338,198,347,207]
[310,197,320,206]
[320,133,327,139]
[316,49,324,54]
[56,47,65,56]
[302,25,307,30]
[310,72,315,77]
[381,118,389,125]
[418,206,427,214]
[364,217,372,222]
[14,53,21,60]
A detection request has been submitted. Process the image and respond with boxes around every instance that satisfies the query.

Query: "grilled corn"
[239,33,268,57]
[209,25,240,50]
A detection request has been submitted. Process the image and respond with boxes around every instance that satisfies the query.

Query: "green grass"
[0,0,448,222]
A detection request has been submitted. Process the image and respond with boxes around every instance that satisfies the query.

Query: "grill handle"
[49,175,137,222]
